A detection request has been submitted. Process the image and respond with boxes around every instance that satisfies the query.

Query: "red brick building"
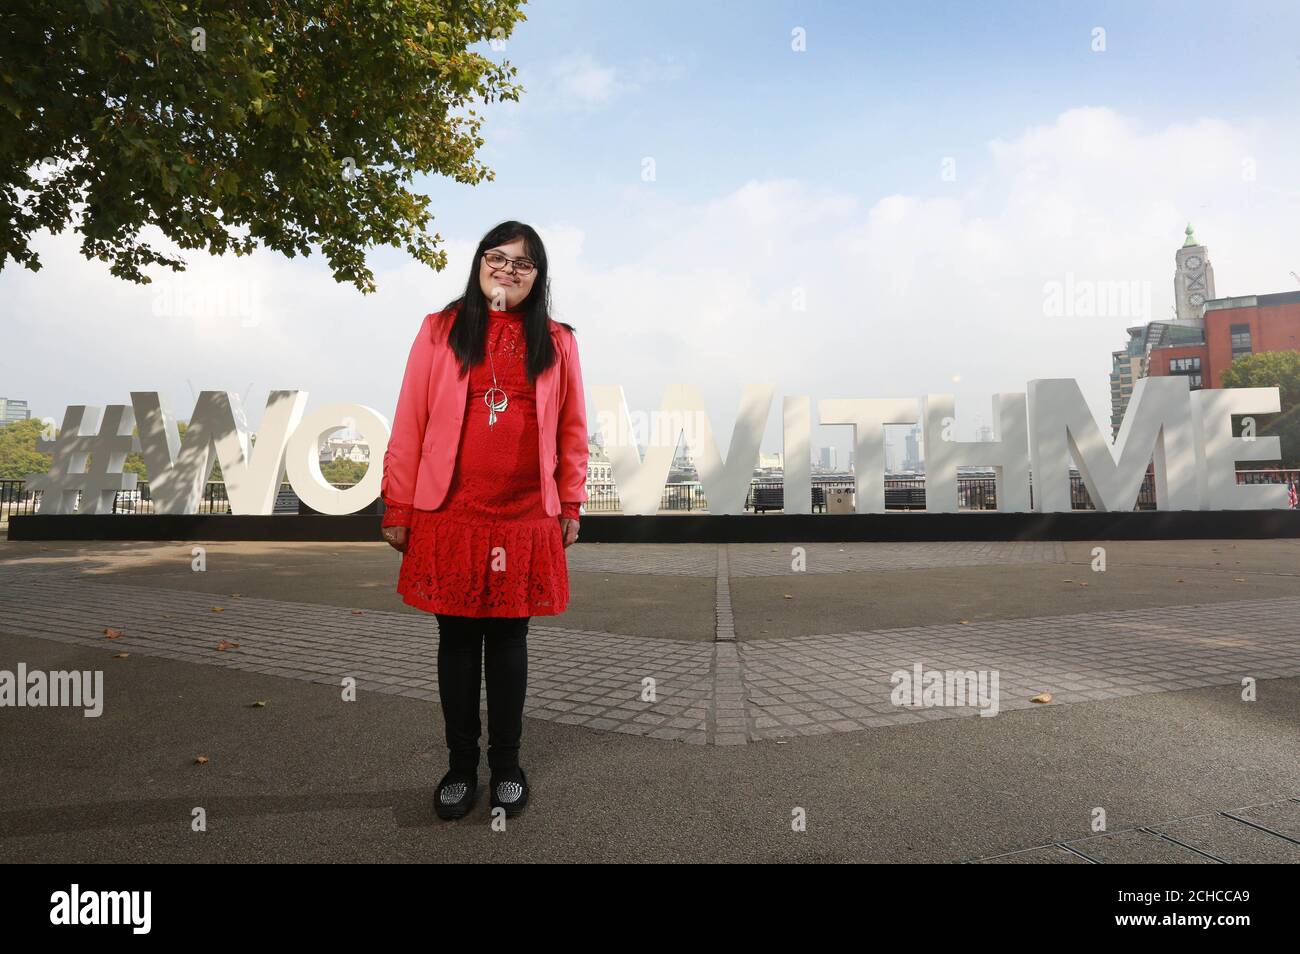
[1146,290,1300,389]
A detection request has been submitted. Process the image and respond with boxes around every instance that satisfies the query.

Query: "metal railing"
[3,469,1296,521]
[0,480,299,519]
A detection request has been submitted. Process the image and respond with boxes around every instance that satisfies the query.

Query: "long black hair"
[441,220,576,384]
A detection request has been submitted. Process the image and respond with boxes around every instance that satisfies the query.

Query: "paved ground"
[0,537,1297,862]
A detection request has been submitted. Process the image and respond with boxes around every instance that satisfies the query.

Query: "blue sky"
[5,0,1300,463]
[405,0,1300,268]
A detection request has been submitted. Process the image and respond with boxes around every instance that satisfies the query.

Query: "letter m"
[1027,377,1198,511]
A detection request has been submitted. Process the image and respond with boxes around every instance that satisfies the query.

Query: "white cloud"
[548,53,627,109]
[545,107,1299,452]
[498,50,683,116]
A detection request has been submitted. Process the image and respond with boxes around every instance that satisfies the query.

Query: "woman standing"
[380,221,589,820]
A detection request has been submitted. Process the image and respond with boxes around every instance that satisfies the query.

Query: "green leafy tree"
[122,426,148,478]
[1220,350,1300,409]
[1255,403,1300,468]
[321,456,369,487]
[0,418,51,481]
[1220,350,1300,467]
[1,0,526,291]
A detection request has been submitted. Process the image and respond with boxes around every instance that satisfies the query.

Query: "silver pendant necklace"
[484,322,512,427]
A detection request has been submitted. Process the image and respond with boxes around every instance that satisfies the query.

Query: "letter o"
[284,404,391,515]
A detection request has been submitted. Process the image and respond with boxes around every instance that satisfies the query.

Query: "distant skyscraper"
[903,424,921,471]
[0,398,32,425]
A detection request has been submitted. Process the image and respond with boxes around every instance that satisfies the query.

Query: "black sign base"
[7,510,1300,543]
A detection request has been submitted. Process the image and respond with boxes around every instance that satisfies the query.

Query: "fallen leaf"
[1078,582,1089,587]
[1176,578,1184,583]
[216,639,240,651]
[211,606,224,612]
[1061,579,1074,583]
[1031,692,1052,704]
[246,700,267,708]
[104,627,124,638]
[351,609,363,615]
[958,619,970,624]
[113,652,129,659]
[194,755,209,765]
[783,594,793,599]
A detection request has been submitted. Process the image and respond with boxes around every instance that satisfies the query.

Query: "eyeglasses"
[483,250,536,276]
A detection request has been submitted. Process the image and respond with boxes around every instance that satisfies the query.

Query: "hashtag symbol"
[26,405,140,514]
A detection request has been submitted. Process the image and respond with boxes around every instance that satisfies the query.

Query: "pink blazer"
[381,306,589,519]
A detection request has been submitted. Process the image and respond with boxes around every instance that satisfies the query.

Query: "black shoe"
[434,768,478,820]
[490,765,529,817]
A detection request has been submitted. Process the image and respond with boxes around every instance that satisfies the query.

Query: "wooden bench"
[750,485,784,513]
[750,485,929,512]
[749,485,838,513]
[884,487,927,510]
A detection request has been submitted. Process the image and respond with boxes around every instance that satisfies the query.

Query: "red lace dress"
[382,308,578,617]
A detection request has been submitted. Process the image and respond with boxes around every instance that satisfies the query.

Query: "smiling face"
[478,237,537,310]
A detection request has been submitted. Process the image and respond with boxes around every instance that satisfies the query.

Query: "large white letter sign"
[29,405,138,513]
[132,390,308,515]
[1191,387,1287,510]
[285,404,390,515]
[675,384,773,515]
[782,396,812,515]
[592,384,772,515]
[30,377,1296,520]
[590,385,679,515]
[1028,377,1199,512]
[818,398,920,513]
[131,392,186,511]
[922,393,1031,513]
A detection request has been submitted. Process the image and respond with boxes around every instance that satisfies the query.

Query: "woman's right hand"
[382,525,409,552]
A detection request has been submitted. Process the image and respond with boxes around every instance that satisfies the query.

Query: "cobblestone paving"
[740,600,1300,738]
[969,797,1300,863]
[566,544,720,577]
[725,540,1070,576]
[567,540,1069,577]
[1,545,1298,747]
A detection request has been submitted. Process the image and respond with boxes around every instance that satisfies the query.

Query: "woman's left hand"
[560,517,579,548]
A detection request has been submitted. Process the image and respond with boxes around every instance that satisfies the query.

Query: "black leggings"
[435,613,530,773]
